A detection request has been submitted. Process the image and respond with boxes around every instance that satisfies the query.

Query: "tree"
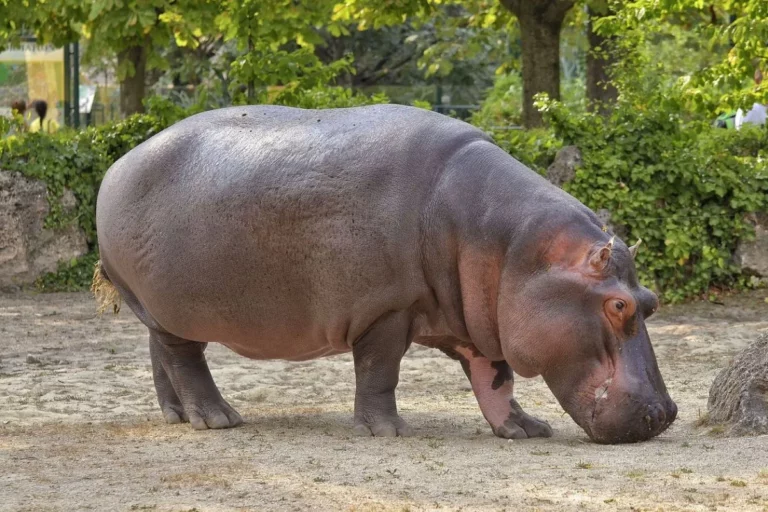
[497,0,575,127]
[3,0,219,116]
[595,0,768,115]
[333,0,582,127]
[0,0,31,50]
[215,0,353,104]
[81,0,219,115]
[586,1,617,115]
[16,0,351,116]
[317,5,504,96]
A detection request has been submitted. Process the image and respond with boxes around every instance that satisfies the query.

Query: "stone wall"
[0,170,88,290]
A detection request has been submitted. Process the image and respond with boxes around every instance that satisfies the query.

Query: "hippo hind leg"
[149,329,243,430]
[149,338,186,424]
[352,310,413,437]
[442,344,552,439]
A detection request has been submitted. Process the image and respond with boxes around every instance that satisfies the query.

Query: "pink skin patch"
[453,345,514,429]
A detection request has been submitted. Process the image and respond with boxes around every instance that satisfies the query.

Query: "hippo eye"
[614,300,626,312]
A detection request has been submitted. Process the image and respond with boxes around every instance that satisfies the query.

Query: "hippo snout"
[587,394,677,444]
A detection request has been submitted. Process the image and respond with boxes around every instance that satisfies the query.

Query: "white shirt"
[735,103,767,129]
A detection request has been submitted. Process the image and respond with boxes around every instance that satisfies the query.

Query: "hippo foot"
[186,400,243,430]
[149,331,244,430]
[492,406,553,439]
[352,415,413,437]
[160,398,243,430]
[160,403,187,424]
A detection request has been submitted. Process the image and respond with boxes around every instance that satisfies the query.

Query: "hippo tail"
[91,261,122,315]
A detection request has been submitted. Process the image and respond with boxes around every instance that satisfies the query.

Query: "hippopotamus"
[94,104,677,444]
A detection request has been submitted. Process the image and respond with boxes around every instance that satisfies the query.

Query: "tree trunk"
[586,4,618,116]
[117,39,150,117]
[500,0,575,128]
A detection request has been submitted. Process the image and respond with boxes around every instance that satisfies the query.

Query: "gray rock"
[707,333,768,436]
[0,170,88,289]
[734,212,768,278]
[546,146,582,187]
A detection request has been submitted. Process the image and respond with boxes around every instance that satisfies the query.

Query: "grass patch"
[708,425,726,436]
[694,411,710,427]
[575,461,593,469]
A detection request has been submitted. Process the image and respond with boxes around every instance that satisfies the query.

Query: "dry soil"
[1,290,768,511]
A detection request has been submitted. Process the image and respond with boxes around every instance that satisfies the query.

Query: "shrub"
[536,97,768,302]
[0,114,170,244]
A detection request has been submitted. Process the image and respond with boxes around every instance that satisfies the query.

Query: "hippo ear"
[589,236,614,271]
[628,238,642,260]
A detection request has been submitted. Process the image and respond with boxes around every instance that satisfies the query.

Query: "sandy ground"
[1,290,768,512]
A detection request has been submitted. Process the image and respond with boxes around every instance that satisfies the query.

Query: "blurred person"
[8,99,28,133]
[735,67,766,129]
[10,99,26,117]
[29,99,60,134]
[4,99,28,136]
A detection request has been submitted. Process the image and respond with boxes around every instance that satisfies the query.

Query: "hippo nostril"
[666,400,678,424]
[643,403,667,433]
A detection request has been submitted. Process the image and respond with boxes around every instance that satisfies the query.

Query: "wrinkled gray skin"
[96,105,677,443]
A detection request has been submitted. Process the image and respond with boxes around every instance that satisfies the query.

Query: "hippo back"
[96,104,491,357]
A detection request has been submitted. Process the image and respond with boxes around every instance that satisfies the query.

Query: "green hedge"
[3,87,767,301]
[482,100,768,302]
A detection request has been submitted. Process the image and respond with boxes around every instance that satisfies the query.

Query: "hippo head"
[497,232,676,443]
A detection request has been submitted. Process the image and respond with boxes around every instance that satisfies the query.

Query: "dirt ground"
[1,290,768,512]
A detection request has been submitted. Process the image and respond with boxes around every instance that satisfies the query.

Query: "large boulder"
[734,212,768,279]
[0,170,88,290]
[545,145,582,188]
[707,333,768,436]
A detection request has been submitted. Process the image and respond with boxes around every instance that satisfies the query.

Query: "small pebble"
[26,354,42,365]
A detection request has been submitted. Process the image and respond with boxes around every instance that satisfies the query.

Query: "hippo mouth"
[578,377,677,444]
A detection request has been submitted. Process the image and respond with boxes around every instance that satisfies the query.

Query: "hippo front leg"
[149,329,243,430]
[352,311,413,437]
[443,344,553,439]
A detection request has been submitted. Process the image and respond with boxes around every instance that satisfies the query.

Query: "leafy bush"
[471,73,587,130]
[483,125,562,174]
[533,97,768,302]
[0,114,170,245]
[473,67,768,302]
[270,85,389,109]
[35,252,101,292]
